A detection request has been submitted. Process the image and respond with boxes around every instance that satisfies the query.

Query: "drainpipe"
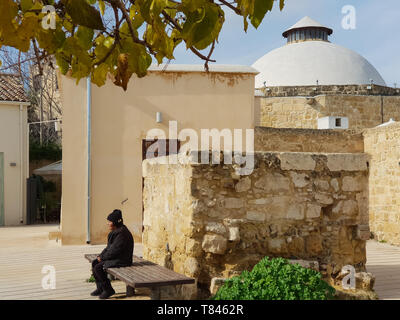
[19,104,24,223]
[86,77,92,244]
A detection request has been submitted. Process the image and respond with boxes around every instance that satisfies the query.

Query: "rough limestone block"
[290,172,310,188]
[210,278,227,296]
[246,211,266,222]
[279,153,316,171]
[305,234,323,255]
[286,204,305,220]
[355,272,375,291]
[228,227,240,242]
[268,238,286,253]
[315,193,334,205]
[224,198,244,209]
[235,176,251,193]
[249,198,271,205]
[254,172,290,193]
[331,178,340,192]
[357,224,371,240]
[326,154,368,172]
[306,204,322,219]
[314,179,330,191]
[157,282,199,300]
[184,257,200,277]
[342,176,364,192]
[202,234,227,254]
[205,222,227,235]
[289,259,319,271]
[333,200,358,217]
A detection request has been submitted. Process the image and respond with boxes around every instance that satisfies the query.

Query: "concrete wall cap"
[148,64,259,75]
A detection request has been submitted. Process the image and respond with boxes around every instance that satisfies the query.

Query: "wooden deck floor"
[366,240,400,300]
[0,225,399,300]
[0,225,148,300]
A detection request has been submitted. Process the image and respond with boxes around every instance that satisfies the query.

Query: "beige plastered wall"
[0,102,29,226]
[60,70,256,244]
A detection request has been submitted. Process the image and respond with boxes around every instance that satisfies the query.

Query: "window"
[335,118,342,127]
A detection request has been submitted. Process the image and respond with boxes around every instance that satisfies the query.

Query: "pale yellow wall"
[0,102,28,226]
[60,70,256,244]
[258,95,400,130]
[59,78,88,244]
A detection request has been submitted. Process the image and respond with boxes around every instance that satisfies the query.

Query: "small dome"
[282,16,333,39]
[252,17,386,88]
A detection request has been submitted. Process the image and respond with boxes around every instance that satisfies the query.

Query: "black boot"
[99,280,115,299]
[90,281,103,296]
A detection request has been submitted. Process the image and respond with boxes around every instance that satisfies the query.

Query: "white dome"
[252,41,386,87]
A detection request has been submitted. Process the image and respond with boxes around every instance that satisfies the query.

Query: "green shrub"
[212,257,335,300]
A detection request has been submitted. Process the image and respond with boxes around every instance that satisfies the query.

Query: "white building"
[252,16,386,88]
[0,74,29,226]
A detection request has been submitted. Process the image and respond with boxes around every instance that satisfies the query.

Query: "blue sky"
[171,0,400,87]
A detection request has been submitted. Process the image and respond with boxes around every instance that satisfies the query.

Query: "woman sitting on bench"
[91,209,134,299]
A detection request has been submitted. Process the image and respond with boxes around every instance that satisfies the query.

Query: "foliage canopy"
[212,257,336,300]
[0,0,285,90]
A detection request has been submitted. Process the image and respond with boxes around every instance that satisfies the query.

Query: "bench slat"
[109,264,191,286]
[112,265,160,283]
[84,253,195,288]
[128,261,187,280]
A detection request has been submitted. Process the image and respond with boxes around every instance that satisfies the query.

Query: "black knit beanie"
[107,209,123,227]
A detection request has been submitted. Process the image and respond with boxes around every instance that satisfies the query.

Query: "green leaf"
[21,0,34,12]
[250,0,274,29]
[98,0,106,15]
[75,26,94,51]
[63,0,104,30]
[280,0,285,11]
[55,52,70,74]
[92,63,109,86]
[182,3,224,50]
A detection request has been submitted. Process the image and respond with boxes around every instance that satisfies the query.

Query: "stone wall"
[257,95,400,131]
[142,152,370,296]
[364,123,400,245]
[255,126,364,153]
[258,84,400,97]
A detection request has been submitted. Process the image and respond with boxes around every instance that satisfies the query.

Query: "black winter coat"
[99,225,134,269]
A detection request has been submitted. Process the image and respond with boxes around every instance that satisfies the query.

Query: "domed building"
[253,17,399,131]
[253,16,386,88]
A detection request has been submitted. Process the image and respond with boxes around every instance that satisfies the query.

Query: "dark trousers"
[92,259,108,282]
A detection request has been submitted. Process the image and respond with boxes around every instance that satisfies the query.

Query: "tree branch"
[161,10,216,63]
[94,4,121,66]
[219,0,241,15]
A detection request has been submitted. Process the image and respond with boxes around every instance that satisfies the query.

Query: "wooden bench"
[84,254,195,299]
